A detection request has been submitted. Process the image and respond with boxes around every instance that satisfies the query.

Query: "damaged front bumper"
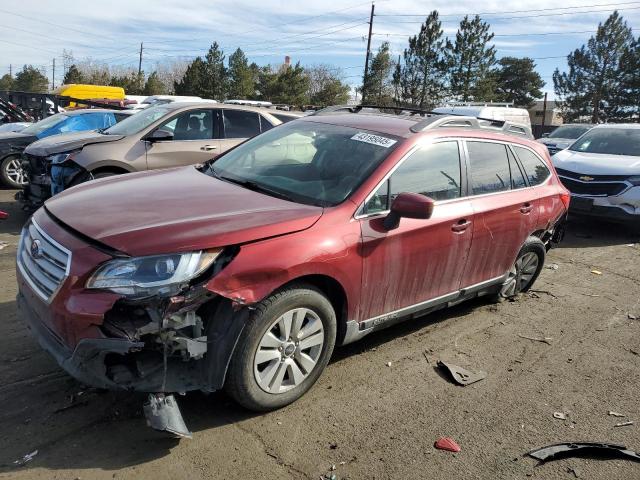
[18,154,86,211]
[18,289,248,393]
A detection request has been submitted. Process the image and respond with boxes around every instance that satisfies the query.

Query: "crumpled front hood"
[24,130,124,157]
[552,149,640,175]
[45,166,323,256]
[0,132,36,155]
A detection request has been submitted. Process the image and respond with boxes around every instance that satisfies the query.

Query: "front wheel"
[495,236,546,301]
[1,156,27,188]
[225,284,336,411]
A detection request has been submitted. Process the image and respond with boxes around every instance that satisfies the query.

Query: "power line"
[377,6,640,23]
[374,30,601,38]
[375,1,640,17]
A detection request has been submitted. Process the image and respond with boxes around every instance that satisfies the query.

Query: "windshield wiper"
[96,128,109,135]
[210,168,296,202]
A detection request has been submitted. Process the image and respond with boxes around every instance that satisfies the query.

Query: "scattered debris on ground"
[528,442,640,463]
[437,360,486,386]
[14,450,38,466]
[567,465,581,478]
[0,241,8,251]
[143,393,192,439]
[553,412,567,420]
[547,263,559,270]
[628,313,638,320]
[614,421,634,427]
[517,334,553,345]
[434,437,461,453]
[529,289,558,299]
[591,269,603,275]
[609,411,626,417]
[386,361,392,367]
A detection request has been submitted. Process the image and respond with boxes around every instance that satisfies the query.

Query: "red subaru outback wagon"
[17,107,568,425]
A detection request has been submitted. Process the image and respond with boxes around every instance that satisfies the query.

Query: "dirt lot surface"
[0,187,638,480]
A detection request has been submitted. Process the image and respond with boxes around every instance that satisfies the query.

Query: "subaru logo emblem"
[30,239,42,259]
[579,175,595,181]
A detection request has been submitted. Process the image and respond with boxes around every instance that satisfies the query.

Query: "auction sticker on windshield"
[351,132,397,148]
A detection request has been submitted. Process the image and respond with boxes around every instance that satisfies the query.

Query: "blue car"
[0,109,135,188]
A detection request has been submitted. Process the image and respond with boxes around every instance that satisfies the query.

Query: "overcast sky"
[1,0,639,98]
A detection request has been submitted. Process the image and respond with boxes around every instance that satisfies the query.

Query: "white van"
[433,104,531,128]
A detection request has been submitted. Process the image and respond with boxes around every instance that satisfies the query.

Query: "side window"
[363,141,461,214]
[508,147,527,189]
[514,146,551,186]
[467,141,512,195]
[161,109,214,141]
[260,116,275,132]
[223,110,261,138]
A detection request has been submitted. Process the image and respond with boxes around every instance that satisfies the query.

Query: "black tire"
[68,170,119,188]
[493,236,546,302]
[0,155,26,189]
[225,283,336,411]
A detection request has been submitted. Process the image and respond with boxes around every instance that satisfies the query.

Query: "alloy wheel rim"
[502,251,539,297]
[254,307,325,394]
[6,158,27,185]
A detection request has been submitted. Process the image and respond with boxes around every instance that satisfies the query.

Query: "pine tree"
[618,37,640,120]
[307,65,350,106]
[363,42,394,105]
[0,74,14,91]
[227,48,255,99]
[494,57,545,107]
[202,42,227,100]
[553,11,636,122]
[393,11,448,109]
[144,71,165,95]
[62,65,84,85]
[273,62,310,105]
[13,65,49,92]
[174,57,206,96]
[446,15,496,102]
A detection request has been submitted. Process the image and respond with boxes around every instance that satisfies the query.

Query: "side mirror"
[146,129,173,142]
[383,192,434,230]
[541,132,550,138]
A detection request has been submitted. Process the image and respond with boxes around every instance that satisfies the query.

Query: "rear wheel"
[495,236,546,301]
[225,284,336,411]
[1,156,27,188]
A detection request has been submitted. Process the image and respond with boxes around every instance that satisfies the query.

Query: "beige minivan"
[20,102,286,208]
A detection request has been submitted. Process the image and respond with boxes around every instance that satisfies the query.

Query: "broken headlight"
[48,150,80,165]
[87,250,222,297]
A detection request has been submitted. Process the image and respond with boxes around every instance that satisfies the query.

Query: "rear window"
[223,110,261,138]
[513,146,550,186]
[549,125,591,139]
[569,127,640,156]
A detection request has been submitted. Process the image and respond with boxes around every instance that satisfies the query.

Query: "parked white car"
[0,122,31,133]
[552,124,640,227]
[538,124,594,155]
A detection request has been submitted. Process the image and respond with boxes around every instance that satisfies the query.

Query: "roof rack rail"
[308,104,533,139]
[310,104,436,117]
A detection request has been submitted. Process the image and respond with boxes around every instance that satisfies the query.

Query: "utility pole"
[51,58,55,90]
[541,91,548,129]
[361,2,375,102]
[138,42,143,76]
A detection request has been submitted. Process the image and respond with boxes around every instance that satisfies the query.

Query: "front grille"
[17,219,71,302]
[559,177,628,196]
[555,168,630,182]
[23,153,48,176]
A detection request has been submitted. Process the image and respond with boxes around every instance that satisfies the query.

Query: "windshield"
[104,104,172,136]
[549,125,591,139]
[569,128,640,156]
[21,113,68,136]
[207,121,400,207]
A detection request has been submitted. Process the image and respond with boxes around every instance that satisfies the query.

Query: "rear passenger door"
[219,109,264,153]
[461,141,540,287]
[145,108,221,169]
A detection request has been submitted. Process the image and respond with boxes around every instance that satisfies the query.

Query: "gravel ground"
[0,187,638,480]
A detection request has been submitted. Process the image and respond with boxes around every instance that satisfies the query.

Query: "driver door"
[359,140,474,321]
[145,108,221,170]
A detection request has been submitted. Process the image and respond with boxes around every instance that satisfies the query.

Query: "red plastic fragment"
[0,211,8,220]
[434,437,461,452]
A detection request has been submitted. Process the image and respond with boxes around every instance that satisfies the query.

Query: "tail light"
[560,191,571,210]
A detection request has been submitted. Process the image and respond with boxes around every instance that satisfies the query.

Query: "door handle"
[452,219,471,233]
[201,145,217,151]
[520,202,533,214]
